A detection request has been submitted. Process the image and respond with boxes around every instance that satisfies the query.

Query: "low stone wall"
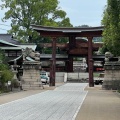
[103,61,120,90]
[103,70,120,90]
[102,80,120,90]
[22,61,42,90]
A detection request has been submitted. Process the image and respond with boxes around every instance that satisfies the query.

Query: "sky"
[0,0,107,33]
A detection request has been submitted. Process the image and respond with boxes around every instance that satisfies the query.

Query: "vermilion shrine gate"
[31,25,104,87]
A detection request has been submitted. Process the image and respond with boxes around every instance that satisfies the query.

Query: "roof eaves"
[31,24,104,33]
[0,39,19,47]
[0,47,21,50]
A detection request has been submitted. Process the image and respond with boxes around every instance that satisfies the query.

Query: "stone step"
[22,77,40,79]
[22,83,44,90]
[22,85,43,88]
[22,81,42,84]
[67,78,89,83]
[22,75,40,77]
[23,71,39,73]
[22,86,44,90]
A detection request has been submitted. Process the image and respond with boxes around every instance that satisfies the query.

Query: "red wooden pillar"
[87,36,94,87]
[69,35,76,49]
[49,37,56,86]
[65,60,69,72]
[65,57,73,72]
[68,35,76,72]
[68,56,73,72]
[86,57,89,72]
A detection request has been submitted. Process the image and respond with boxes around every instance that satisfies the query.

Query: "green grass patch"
[93,73,100,77]
[0,88,10,94]
[118,89,120,93]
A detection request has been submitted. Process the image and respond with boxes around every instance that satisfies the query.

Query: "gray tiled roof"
[0,39,19,47]
[31,24,104,33]
[0,34,20,45]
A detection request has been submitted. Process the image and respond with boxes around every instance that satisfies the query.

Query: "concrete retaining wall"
[47,72,65,83]
[55,72,65,83]
[47,72,89,83]
[67,72,89,80]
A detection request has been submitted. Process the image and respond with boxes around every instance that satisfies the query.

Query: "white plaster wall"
[55,72,65,83]
[67,72,89,80]
[47,72,65,83]
[47,72,89,83]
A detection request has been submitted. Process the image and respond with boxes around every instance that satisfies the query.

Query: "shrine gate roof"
[31,25,104,37]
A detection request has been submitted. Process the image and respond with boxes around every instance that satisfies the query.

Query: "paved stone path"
[0,83,88,120]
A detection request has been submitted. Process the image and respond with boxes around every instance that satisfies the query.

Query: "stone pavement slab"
[0,83,88,120]
[0,90,46,105]
[76,85,120,120]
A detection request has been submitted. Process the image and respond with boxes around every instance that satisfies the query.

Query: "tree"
[77,25,90,28]
[102,0,120,56]
[0,49,13,90]
[0,49,11,71]
[0,70,13,86]
[0,0,72,43]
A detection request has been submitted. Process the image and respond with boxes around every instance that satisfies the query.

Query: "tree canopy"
[0,0,73,42]
[102,0,120,56]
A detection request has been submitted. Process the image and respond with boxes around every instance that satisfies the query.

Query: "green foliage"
[0,70,13,85]
[0,0,72,42]
[0,49,13,88]
[57,37,68,43]
[102,0,120,56]
[99,44,108,54]
[58,17,73,27]
[0,49,9,70]
[0,49,5,63]
[0,64,9,71]
[93,73,100,77]
[35,36,68,53]
[118,89,120,93]
[77,25,90,28]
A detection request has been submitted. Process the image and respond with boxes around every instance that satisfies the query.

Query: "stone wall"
[103,70,120,90]
[22,61,43,90]
[103,61,120,90]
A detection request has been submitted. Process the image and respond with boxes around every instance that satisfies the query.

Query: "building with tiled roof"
[0,34,20,45]
[0,34,37,61]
